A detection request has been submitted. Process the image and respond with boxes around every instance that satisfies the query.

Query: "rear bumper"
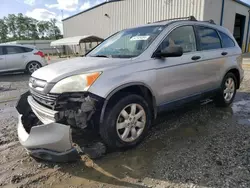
[240,71,244,84]
[16,92,80,162]
[40,58,48,66]
[240,66,244,85]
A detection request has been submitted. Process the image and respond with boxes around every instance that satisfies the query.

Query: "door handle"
[221,52,228,56]
[191,56,201,61]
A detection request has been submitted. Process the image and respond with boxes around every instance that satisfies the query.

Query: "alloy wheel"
[223,77,235,102]
[116,103,146,142]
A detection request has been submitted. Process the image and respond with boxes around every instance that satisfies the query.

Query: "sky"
[241,0,250,5]
[0,0,250,33]
[0,0,105,33]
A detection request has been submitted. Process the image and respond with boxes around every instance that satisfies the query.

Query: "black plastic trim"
[28,148,80,163]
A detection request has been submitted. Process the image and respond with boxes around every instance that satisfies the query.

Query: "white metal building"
[63,0,250,52]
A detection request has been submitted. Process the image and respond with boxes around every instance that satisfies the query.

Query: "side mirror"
[154,46,183,58]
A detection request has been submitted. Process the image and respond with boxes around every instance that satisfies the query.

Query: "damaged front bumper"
[16,91,102,162]
[17,114,80,162]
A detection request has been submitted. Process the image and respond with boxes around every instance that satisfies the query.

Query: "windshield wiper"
[91,55,112,58]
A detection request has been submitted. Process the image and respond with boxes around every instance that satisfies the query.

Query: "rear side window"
[5,46,25,55]
[197,26,221,51]
[158,26,197,53]
[218,31,235,48]
[22,47,33,52]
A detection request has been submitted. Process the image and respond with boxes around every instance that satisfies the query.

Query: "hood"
[32,57,130,83]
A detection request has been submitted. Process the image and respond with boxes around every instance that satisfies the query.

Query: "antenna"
[61,10,64,20]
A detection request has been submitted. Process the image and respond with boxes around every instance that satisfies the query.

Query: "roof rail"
[148,16,197,24]
[148,16,216,25]
[202,19,216,25]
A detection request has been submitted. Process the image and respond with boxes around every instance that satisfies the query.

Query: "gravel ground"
[0,67,250,188]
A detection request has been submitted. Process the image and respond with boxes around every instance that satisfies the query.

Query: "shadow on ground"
[0,72,29,83]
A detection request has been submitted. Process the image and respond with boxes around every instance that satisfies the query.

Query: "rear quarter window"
[22,47,33,52]
[218,31,235,48]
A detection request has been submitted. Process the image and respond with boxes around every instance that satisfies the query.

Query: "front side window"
[88,25,166,58]
[218,31,235,48]
[5,46,24,55]
[197,26,221,50]
[157,26,197,53]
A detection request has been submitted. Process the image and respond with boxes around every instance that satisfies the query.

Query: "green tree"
[4,14,17,39]
[49,18,62,39]
[16,13,27,39]
[27,17,39,39]
[0,19,8,43]
[37,21,50,38]
[1,13,63,42]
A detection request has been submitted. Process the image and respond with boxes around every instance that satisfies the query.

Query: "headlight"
[50,72,101,94]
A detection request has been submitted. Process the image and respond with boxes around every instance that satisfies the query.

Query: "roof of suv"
[129,16,229,35]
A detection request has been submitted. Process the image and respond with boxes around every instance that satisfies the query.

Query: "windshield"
[88,25,165,58]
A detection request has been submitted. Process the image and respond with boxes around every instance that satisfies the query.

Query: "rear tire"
[100,94,152,150]
[26,61,41,74]
[215,72,237,107]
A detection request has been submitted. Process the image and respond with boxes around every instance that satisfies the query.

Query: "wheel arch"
[26,61,42,69]
[99,82,157,124]
[224,68,240,89]
[25,61,42,74]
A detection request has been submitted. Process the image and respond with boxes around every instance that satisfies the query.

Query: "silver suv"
[16,17,244,162]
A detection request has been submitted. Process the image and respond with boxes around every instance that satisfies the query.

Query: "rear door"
[194,25,225,90]
[4,46,27,71]
[0,46,6,71]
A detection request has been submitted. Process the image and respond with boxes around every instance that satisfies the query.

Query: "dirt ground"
[0,66,250,188]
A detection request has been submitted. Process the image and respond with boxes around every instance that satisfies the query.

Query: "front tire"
[100,94,152,150]
[215,72,237,107]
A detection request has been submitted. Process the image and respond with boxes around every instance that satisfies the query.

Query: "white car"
[0,44,47,74]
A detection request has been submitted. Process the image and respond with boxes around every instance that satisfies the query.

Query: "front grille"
[30,89,59,108]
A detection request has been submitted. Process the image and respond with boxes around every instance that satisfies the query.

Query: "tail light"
[34,51,45,58]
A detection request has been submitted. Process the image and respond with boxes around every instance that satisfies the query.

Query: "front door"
[4,46,26,71]
[152,25,207,107]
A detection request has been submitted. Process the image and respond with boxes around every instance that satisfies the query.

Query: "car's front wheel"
[215,72,237,107]
[100,94,152,150]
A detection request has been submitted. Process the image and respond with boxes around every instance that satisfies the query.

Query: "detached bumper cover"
[16,92,80,162]
[18,115,80,162]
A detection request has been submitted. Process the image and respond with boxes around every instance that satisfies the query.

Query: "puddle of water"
[58,110,213,187]
[237,119,250,126]
[232,99,250,114]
